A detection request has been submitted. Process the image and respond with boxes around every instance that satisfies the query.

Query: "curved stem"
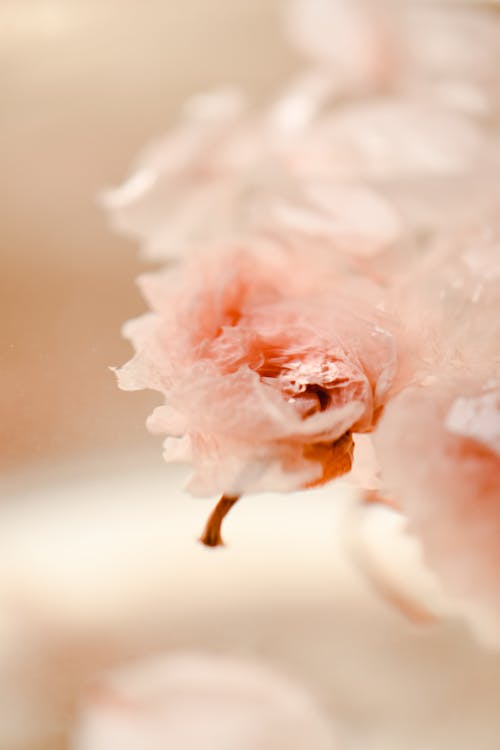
[199,494,240,548]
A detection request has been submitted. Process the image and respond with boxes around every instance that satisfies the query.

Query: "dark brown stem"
[199,494,240,548]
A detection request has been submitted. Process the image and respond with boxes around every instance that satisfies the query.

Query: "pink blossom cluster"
[107,1,500,626]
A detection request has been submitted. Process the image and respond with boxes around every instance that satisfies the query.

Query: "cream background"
[1,0,294,472]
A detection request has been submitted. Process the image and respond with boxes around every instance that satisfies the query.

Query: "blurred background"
[3,2,500,750]
[1,0,295,478]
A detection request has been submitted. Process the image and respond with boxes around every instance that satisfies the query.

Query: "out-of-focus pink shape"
[286,0,397,93]
[389,214,500,384]
[374,216,500,632]
[287,0,500,117]
[72,652,338,750]
[117,244,399,496]
[102,84,411,263]
[103,78,498,264]
[375,381,500,635]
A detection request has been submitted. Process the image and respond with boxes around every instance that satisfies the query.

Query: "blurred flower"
[103,0,500,267]
[287,0,500,117]
[103,83,498,268]
[72,652,338,750]
[374,218,500,635]
[375,381,500,639]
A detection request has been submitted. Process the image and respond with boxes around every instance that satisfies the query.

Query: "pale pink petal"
[287,0,500,117]
[374,381,500,633]
[72,652,337,750]
[101,88,247,260]
[286,0,397,92]
[364,206,500,631]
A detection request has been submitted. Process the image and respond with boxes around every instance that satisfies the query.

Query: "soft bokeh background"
[1,0,295,475]
[3,2,500,750]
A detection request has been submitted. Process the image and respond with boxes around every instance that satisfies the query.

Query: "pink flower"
[103,78,493,270]
[118,244,398,508]
[102,83,410,265]
[286,0,397,93]
[374,381,500,635]
[287,0,500,118]
[72,652,337,750]
[373,216,500,633]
